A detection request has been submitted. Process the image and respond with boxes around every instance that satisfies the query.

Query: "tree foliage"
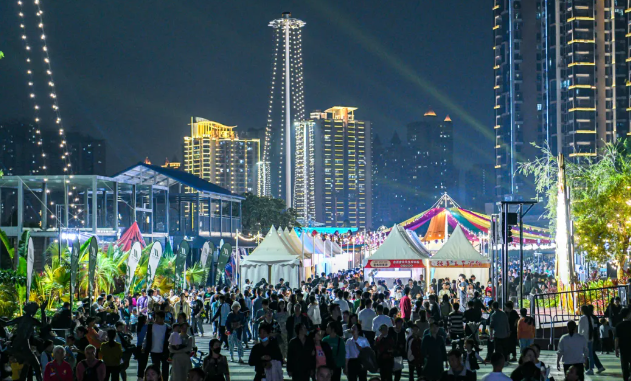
[519,140,631,267]
[240,193,300,235]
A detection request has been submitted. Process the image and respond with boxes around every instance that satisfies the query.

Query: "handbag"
[355,342,378,373]
[393,356,404,372]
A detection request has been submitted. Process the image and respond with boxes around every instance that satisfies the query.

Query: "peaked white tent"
[429,224,491,283]
[240,226,300,290]
[364,224,428,282]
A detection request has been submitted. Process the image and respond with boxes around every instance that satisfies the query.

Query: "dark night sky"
[0,0,493,174]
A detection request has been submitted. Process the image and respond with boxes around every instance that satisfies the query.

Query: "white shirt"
[578,315,593,342]
[307,304,322,325]
[150,323,168,353]
[345,336,370,359]
[358,308,376,332]
[481,372,512,381]
[557,333,588,365]
[333,298,350,314]
[372,314,393,333]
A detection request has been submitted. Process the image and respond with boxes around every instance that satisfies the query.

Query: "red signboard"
[365,259,425,268]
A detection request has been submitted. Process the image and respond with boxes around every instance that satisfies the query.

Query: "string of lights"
[261,27,281,197]
[32,0,72,173]
[16,0,72,175]
[16,0,46,174]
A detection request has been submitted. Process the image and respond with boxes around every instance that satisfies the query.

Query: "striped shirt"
[448,311,465,334]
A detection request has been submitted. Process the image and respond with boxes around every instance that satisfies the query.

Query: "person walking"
[578,305,605,375]
[375,324,396,381]
[169,321,193,381]
[517,308,535,351]
[357,299,376,345]
[211,295,232,349]
[225,302,245,363]
[143,311,172,381]
[407,324,423,381]
[203,339,231,381]
[248,324,283,381]
[388,318,407,381]
[399,288,412,322]
[489,302,510,359]
[345,324,370,381]
[556,321,588,380]
[100,330,123,381]
[43,346,72,381]
[421,321,447,381]
[615,307,631,381]
[76,345,106,381]
[323,321,346,381]
[287,323,315,381]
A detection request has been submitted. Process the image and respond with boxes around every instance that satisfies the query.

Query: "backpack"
[81,360,104,380]
[355,342,378,373]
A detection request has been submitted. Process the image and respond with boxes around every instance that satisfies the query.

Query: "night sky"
[0,0,492,174]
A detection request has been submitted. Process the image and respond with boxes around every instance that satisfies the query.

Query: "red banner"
[365,259,425,268]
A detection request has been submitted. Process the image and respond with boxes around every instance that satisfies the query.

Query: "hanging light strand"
[16,0,47,174]
[32,0,72,173]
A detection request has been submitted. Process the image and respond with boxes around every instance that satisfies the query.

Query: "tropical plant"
[241,192,301,235]
[520,140,631,276]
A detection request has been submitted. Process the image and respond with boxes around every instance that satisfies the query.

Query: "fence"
[532,285,629,347]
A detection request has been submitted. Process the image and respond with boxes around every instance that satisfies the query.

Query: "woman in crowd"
[275,300,289,360]
[203,339,230,381]
[557,321,588,379]
[43,346,73,381]
[170,321,194,381]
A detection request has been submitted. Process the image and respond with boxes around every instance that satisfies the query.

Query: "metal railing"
[532,285,629,348]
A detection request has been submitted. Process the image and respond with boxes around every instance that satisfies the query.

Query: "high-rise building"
[406,109,456,206]
[295,107,372,229]
[492,0,541,201]
[183,117,260,195]
[493,1,631,201]
[261,12,306,206]
[372,132,416,227]
[0,120,106,176]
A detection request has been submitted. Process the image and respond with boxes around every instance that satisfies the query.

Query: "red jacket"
[400,296,412,319]
[43,361,73,381]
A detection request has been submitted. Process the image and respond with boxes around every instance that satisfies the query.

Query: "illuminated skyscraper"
[493,1,631,202]
[183,117,260,195]
[295,107,372,229]
[261,12,306,207]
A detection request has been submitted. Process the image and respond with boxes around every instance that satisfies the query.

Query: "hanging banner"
[88,237,98,313]
[70,238,80,308]
[146,241,163,290]
[125,242,142,294]
[215,243,232,285]
[25,237,34,302]
[201,241,215,286]
[365,259,426,269]
[175,240,189,290]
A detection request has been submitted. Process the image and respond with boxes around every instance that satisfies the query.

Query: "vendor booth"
[428,224,491,283]
[364,224,429,286]
[240,226,301,290]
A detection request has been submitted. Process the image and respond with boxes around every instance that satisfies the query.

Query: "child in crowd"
[64,334,78,369]
[9,356,23,381]
[483,290,493,307]
[463,339,484,373]
[168,323,186,362]
[599,318,614,354]
[130,307,139,333]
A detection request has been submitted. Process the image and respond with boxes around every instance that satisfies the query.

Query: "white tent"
[240,226,301,290]
[364,224,428,282]
[429,224,491,282]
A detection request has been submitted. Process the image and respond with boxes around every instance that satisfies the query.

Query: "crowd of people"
[2,268,630,381]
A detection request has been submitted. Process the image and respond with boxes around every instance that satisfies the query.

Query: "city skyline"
[0,1,492,177]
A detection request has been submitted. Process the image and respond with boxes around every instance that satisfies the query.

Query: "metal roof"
[112,163,244,200]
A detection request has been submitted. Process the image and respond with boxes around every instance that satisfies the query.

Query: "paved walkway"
[124,323,625,380]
